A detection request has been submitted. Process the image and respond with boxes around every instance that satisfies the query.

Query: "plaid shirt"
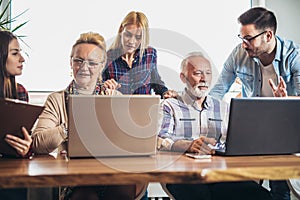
[158,89,229,150]
[17,83,29,102]
[102,47,168,97]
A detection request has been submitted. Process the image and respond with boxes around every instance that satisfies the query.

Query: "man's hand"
[5,127,32,157]
[188,136,216,154]
[269,76,287,97]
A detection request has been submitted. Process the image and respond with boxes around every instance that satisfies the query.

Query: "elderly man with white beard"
[158,52,271,200]
[158,51,228,154]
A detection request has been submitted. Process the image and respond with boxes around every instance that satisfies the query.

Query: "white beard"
[186,82,209,98]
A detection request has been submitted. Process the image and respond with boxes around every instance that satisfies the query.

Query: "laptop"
[216,97,300,156]
[67,95,160,158]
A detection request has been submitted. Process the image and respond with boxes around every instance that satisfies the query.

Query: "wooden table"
[0,152,300,188]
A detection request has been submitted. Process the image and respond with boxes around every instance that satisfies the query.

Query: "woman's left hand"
[163,90,178,99]
[5,127,32,157]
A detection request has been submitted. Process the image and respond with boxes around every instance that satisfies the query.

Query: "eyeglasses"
[238,31,267,45]
[71,57,104,69]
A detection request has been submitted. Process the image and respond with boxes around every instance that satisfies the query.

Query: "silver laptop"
[216,97,300,156]
[67,95,160,158]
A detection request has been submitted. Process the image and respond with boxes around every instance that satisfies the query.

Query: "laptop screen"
[218,97,300,156]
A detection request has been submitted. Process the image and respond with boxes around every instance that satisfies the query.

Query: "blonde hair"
[109,11,149,60]
[71,32,107,62]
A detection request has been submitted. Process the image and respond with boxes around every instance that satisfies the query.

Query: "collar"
[65,79,104,96]
[274,36,282,62]
[252,36,281,64]
[118,48,140,59]
[181,88,212,110]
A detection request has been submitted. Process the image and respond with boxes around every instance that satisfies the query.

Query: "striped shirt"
[102,47,168,97]
[158,90,229,150]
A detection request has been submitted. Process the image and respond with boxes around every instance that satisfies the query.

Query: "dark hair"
[238,7,277,34]
[0,30,18,99]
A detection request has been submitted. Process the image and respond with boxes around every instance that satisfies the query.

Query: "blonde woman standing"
[102,11,171,98]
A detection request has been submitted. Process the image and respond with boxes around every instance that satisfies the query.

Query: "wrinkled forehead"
[72,43,104,60]
[186,56,211,71]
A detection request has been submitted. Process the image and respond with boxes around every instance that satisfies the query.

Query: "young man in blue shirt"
[209,7,297,200]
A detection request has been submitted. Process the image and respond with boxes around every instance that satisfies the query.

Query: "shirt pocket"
[236,71,255,93]
[236,71,254,82]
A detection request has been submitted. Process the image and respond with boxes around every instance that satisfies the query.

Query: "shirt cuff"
[160,138,174,151]
[60,124,68,140]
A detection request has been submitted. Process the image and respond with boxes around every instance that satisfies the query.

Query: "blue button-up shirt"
[210,36,300,99]
[158,90,229,150]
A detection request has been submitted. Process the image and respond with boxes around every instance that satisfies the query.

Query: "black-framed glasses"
[238,31,267,45]
[71,57,104,69]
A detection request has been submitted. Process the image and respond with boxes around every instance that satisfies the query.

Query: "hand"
[104,88,121,95]
[163,90,178,99]
[122,53,134,68]
[269,76,288,97]
[103,78,121,90]
[5,127,32,157]
[188,136,216,155]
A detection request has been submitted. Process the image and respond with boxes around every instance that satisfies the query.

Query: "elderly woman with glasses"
[31,32,113,154]
[31,32,143,200]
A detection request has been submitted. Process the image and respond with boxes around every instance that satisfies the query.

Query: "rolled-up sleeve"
[158,101,176,150]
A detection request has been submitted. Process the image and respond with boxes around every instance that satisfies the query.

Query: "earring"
[70,71,73,77]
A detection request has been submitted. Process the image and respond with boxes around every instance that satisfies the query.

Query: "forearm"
[171,139,193,152]
[32,124,66,154]
[31,91,67,154]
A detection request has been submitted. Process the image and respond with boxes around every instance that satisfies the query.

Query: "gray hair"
[180,51,211,75]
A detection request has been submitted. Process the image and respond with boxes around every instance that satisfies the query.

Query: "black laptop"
[215,97,300,156]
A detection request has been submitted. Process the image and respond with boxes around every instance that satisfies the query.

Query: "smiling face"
[181,56,212,98]
[71,43,104,89]
[6,38,25,76]
[120,24,142,54]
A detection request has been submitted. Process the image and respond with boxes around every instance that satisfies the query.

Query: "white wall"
[11,0,250,92]
[265,0,300,44]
